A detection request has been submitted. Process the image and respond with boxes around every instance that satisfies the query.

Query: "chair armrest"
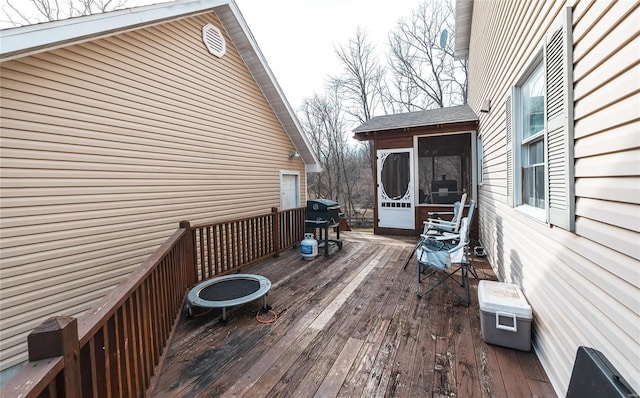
[433,233,460,241]
[427,211,454,218]
[424,219,456,226]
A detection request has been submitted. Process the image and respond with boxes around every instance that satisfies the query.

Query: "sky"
[233,0,421,108]
[1,0,421,110]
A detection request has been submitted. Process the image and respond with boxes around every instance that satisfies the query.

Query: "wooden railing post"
[271,207,280,258]
[28,316,81,397]
[180,220,196,287]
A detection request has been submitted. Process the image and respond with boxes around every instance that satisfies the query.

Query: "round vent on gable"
[202,23,226,58]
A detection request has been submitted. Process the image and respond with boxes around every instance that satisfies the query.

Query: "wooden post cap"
[27,316,78,361]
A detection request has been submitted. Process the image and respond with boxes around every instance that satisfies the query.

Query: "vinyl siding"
[0,12,306,371]
[467,0,639,395]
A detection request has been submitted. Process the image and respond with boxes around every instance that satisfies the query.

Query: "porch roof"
[353,105,478,139]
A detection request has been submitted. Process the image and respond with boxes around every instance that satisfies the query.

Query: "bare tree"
[329,28,387,178]
[2,0,129,26]
[330,27,387,125]
[299,91,370,221]
[388,0,468,110]
[299,93,343,202]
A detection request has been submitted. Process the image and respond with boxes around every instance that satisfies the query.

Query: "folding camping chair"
[424,193,467,235]
[402,196,473,270]
[427,200,476,243]
[434,200,477,280]
[415,217,471,304]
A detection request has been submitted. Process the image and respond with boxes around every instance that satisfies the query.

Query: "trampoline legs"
[218,295,269,321]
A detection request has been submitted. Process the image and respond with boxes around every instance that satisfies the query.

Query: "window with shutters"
[505,6,575,230]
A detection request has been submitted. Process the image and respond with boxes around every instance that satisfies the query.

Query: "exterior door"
[280,172,300,210]
[377,148,415,229]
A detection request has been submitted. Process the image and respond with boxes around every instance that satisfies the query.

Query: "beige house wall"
[0,11,306,371]
[467,0,639,395]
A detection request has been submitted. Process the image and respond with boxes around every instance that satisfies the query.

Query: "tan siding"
[468,0,640,395]
[575,217,639,260]
[576,197,640,232]
[573,122,639,157]
[573,34,639,101]
[575,149,640,177]
[575,176,640,203]
[574,64,639,119]
[573,3,638,67]
[573,94,639,138]
[0,12,306,371]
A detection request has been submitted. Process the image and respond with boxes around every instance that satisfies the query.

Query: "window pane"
[523,164,545,208]
[381,153,410,199]
[527,140,544,165]
[434,156,461,185]
[522,65,545,139]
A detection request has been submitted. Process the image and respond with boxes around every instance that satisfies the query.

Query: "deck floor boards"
[152,232,556,397]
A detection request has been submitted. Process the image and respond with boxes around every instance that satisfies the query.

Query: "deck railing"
[191,206,306,281]
[0,207,306,398]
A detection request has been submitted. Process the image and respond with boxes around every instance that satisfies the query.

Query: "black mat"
[199,279,261,301]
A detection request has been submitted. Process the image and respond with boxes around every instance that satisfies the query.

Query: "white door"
[377,149,415,229]
[280,172,300,209]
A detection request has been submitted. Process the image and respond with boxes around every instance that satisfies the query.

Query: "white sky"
[233,0,420,108]
[0,0,421,108]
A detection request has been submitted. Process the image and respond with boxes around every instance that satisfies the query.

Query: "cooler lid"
[478,280,532,319]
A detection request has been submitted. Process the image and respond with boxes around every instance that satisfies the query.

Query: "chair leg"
[404,237,424,270]
[468,262,479,279]
[463,264,470,304]
[416,263,470,305]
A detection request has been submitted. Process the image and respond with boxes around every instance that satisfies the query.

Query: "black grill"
[306,199,341,225]
[305,199,343,257]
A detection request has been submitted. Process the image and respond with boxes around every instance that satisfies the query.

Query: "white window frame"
[512,50,547,222]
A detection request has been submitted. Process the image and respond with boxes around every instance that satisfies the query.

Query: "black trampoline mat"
[199,279,261,301]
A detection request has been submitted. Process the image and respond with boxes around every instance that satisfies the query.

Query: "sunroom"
[353,105,480,236]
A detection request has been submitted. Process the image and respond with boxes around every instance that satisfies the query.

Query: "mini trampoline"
[186,274,271,321]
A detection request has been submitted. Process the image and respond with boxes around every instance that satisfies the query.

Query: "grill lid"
[307,199,339,211]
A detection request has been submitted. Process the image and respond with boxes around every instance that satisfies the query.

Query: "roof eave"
[454,0,473,61]
[0,0,230,61]
[353,119,479,141]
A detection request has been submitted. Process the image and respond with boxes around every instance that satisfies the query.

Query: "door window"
[380,152,410,200]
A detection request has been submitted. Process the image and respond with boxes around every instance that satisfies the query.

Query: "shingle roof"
[353,105,478,134]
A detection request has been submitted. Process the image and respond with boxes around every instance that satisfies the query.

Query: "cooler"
[478,280,532,351]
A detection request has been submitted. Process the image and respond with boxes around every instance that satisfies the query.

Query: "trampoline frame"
[186,274,271,321]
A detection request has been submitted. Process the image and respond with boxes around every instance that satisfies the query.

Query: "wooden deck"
[152,232,556,397]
